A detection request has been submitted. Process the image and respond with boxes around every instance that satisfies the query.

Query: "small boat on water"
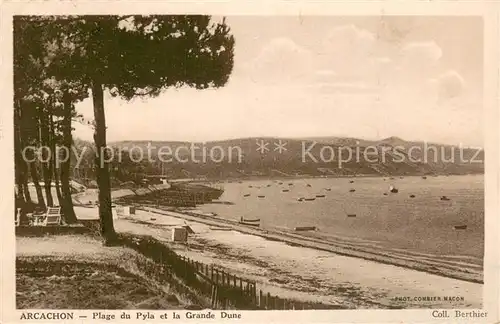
[306,184,312,187]
[267,184,271,187]
[383,193,388,196]
[347,214,356,218]
[389,185,398,193]
[243,194,251,197]
[258,195,265,198]
[210,226,232,231]
[422,176,427,179]
[294,226,316,231]
[282,189,290,192]
[297,197,305,202]
[409,194,415,198]
[249,185,253,188]
[304,198,316,201]
[349,180,354,183]
[278,182,283,185]
[315,194,325,198]
[440,196,450,201]
[454,225,467,230]
[349,189,356,192]
[239,217,260,227]
[288,183,293,186]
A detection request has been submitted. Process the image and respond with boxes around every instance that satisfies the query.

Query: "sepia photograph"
[2,3,499,323]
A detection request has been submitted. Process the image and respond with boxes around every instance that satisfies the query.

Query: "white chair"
[15,208,21,227]
[43,207,62,226]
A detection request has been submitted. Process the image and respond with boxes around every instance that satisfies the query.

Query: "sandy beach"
[74,206,482,309]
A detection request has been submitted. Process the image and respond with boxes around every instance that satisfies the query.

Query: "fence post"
[211,285,216,309]
[259,290,263,309]
[214,286,219,309]
[253,283,257,305]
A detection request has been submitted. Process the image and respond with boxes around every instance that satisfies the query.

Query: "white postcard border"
[1,1,499,323]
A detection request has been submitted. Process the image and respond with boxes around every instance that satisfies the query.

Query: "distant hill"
[91,136,483,179]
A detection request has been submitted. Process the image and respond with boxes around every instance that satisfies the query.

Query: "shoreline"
[138,206,483,284]
[196,173,484,184]
[72,175,483,287]
[72,205,482,308]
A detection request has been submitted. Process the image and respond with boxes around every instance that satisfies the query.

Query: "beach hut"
[112,206,118,220]
[171,227,189,242]
[117,205,136,216]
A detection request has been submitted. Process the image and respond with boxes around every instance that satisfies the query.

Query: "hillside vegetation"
[70,136,484,182]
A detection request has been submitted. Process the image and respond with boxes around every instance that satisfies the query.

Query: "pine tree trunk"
[54,167,63,205]
[43,172,54,207]
[16,98,33,214]
[49,114,63,206]
[14,96,28,223]
[14,100,25,204]
[29,161,46,209]
[60,90,78,224]
[22,178,32,203]
[40,110,54,207]
[92,82,117,244]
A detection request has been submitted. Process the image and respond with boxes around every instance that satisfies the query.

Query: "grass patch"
[16,235,205,310]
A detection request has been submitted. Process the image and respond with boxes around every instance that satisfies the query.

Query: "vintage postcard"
[1,1,499,323]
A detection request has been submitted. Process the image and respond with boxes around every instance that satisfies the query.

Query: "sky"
[73,16,484,147]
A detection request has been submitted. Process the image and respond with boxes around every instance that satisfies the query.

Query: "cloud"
[322,24,376,53]
[401,41,443,62]
[313,82,381,95]
[318,25,379,79]
[244,37,313,84]
[397,42,443,79]
[434,70,466,100]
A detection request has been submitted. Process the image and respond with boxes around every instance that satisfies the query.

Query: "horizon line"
[73,135,484,149]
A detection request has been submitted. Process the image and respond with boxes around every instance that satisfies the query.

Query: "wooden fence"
[179,254,337,310]
[119,234,337,310]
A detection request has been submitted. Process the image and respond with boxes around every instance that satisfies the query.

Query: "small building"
[116,205,135,216]
[171,227,188,242]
